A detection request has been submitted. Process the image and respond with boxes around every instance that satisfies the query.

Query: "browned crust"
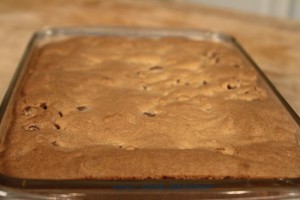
[0,36,299,180]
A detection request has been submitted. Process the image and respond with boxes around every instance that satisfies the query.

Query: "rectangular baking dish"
[0,27,299,199]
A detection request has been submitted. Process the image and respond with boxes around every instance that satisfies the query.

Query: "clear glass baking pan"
[0,27,299,199]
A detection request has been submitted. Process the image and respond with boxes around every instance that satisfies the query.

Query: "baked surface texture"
[0,36,299,179]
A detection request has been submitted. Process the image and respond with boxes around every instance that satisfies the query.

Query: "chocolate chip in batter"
[214,57,220,64]
[227,84,236,90]
[51,140,59,146]
[205,51,217,59]
[23,106,32,115]
[24,106,31,112]
[40,103,48,110]
[149,66,163,72]
[77,106,88,111]
[216,147,225,152]
[24,125,40,132]
[143,85,148,91]
[54,123,61,130]
[143,112,156,117]
[233,64,240,68]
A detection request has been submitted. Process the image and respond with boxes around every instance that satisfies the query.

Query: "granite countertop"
[0,0,299,115]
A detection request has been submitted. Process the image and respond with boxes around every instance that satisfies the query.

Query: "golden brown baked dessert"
[0,36,299,180]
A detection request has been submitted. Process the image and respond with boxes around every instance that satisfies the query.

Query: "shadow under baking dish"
[0,27,299,199]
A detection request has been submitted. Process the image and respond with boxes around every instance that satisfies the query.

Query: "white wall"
[291,0,300,19]
[188,0,300,20]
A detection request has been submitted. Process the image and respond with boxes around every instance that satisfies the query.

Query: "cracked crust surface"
[0,36,299,179]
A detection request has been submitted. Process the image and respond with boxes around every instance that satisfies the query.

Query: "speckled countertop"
[0,0,299,115]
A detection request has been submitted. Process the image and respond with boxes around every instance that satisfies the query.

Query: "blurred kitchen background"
[187,0,300,20]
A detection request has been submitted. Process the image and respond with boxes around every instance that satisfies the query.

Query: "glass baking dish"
[0,27,299,199]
